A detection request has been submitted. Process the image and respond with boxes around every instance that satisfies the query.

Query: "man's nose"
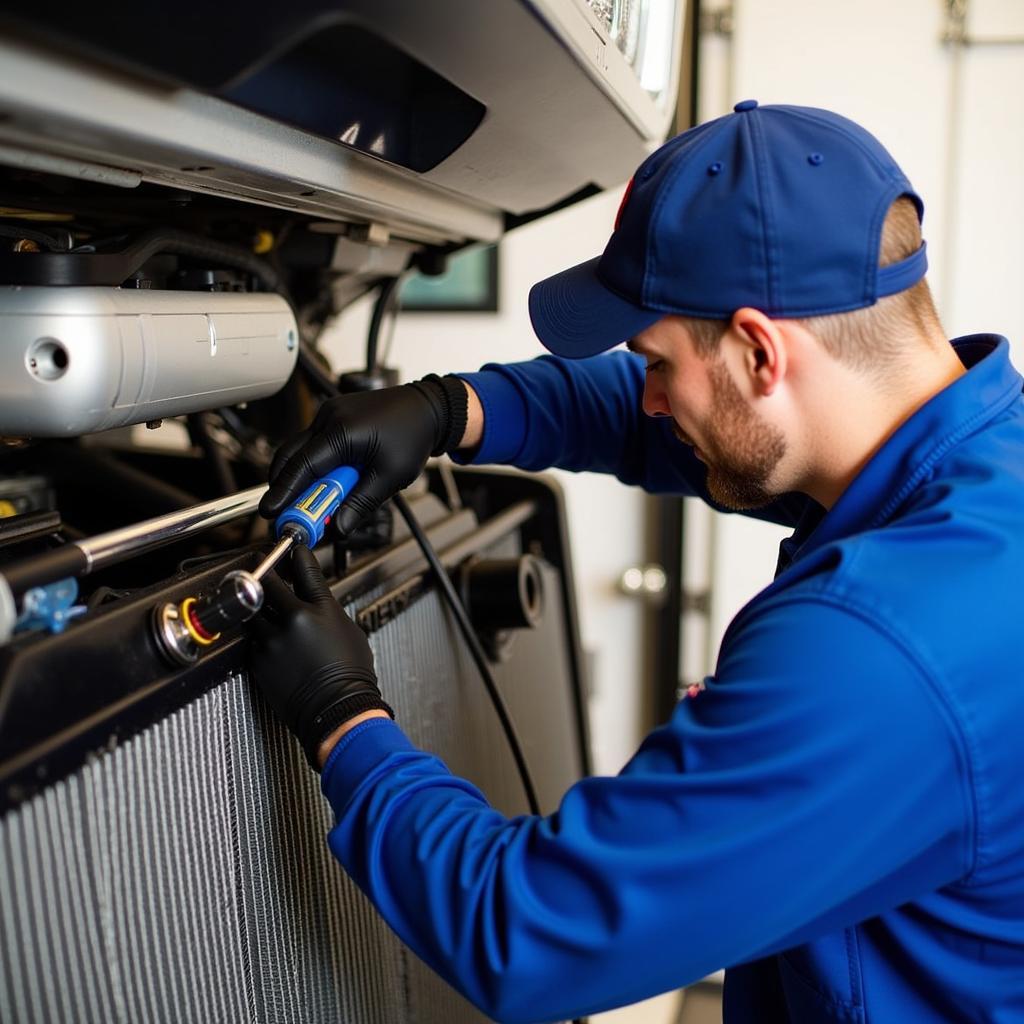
[642,376,670,418]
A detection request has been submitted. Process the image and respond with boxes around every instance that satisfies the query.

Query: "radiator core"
[0,564,583,1023]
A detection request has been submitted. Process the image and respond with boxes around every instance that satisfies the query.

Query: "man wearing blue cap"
[252,102,1024,1021]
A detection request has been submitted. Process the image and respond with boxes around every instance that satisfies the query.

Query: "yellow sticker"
[297,483,327,513]
[309,486,339,521]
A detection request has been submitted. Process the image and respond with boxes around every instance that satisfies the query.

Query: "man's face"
[631,318,787,510]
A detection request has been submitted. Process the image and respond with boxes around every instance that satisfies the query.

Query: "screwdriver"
[154,466,359,664]
[257,464,361,580]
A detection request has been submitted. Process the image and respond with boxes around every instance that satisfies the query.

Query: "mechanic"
[250,102,1024,1022]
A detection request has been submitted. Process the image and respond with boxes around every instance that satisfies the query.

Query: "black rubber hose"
[120,228,288,294]
[0,226,291,290]
[392,492,542,816]
[188,413,237,496]
[365,276,401,374]
[348,284,577,1020]
[297,348,544,817]
[162,231,287,293]
[395,496,578,1024]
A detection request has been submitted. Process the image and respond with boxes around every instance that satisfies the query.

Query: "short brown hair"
[681,197,943,372]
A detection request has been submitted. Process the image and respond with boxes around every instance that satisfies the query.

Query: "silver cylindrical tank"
[0,286,299,436]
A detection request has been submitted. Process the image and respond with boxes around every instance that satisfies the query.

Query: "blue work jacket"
[322,335,1024,1023]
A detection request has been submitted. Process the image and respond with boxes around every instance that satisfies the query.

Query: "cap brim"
[528,256,663,358]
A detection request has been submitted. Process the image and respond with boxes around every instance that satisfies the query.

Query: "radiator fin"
[1,571,580,1022]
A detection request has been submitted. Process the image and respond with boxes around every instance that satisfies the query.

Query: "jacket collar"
[778,335,1020,572]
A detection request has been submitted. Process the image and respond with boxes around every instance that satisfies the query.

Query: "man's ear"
[728,307,787,396]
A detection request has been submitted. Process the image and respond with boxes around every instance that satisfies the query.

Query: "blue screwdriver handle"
[274,465,360,548]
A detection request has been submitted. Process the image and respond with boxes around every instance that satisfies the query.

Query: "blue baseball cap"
[529,100,928,358]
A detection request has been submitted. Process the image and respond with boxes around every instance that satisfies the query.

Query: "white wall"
[696,0,1024,658]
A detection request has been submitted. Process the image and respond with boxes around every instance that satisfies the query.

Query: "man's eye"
[645,360,665,374]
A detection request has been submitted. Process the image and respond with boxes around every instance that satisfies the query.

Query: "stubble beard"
[683,360,788,511]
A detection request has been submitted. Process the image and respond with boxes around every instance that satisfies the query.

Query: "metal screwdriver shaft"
[153,465,360,665]
[251,531,298,582]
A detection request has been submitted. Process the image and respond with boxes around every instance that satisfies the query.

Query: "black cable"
[392,492,541,816]
[120,228,289,295]
[365,276,401,373]
[187,412,237,496]
[330,269,580,1023]
[302,291,578,1020]
[300,335,544,817]
[392,504,581,1023]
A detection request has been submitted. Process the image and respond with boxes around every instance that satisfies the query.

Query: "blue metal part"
[274,465,360,549]
[16,578,87,635]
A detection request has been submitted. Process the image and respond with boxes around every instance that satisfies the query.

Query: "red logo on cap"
[614,176,635,231]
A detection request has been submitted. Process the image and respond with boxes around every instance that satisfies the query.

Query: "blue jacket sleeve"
[457,352,809,528]
[320,598,972,1023]
[458,351,701,492]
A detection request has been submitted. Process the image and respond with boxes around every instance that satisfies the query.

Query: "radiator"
[0,487,586,1023]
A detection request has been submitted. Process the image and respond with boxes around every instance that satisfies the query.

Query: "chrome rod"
[251,533,296,582]
[80,485,267,572]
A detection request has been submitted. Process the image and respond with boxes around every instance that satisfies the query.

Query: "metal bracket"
[153,601,200,666]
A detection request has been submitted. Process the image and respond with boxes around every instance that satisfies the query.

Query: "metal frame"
[0,37,503,247]
[528,0,684,140]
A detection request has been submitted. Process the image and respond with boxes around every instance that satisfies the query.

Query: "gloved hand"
[248,545,392,769]
[259,375,469,535]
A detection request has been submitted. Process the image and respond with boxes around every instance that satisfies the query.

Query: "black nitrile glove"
[248,545,392,769]
[259,375,468,535]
